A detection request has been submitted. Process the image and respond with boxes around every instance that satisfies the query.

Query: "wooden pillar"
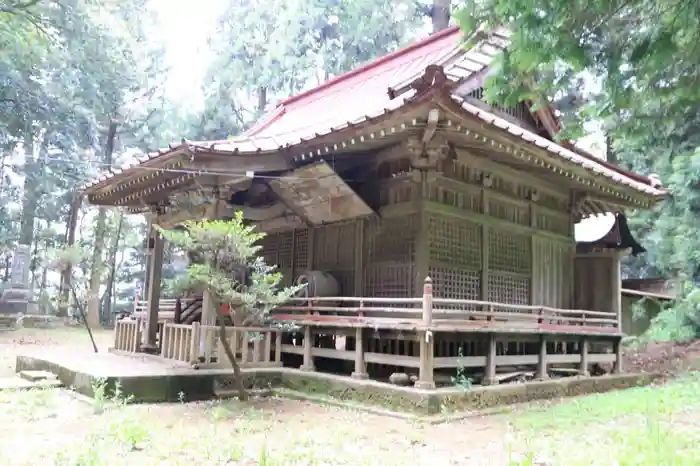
[300,325,315,371]
[481,189,489,304]
[353,220,364,295]
[536,335,548,380]
[416,332,435,389]
[612,251,622,331]
[142,227,164,353]
[142,219,153,299]
[528,195,537,305]
[416,277,435,389]
[613,337,623,373]
[482,333,497,385]
[351,326,367,379]
[414,172,430,296]
[579,337,589,376]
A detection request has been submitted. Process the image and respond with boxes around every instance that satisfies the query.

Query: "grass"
[507,373,700,465]
[2,327,700,464]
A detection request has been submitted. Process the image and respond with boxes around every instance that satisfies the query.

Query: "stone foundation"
[15,353,662,415]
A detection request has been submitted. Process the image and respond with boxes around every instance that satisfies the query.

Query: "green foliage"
[451,346,473,390]
[645,284,700,342]
[196,0,427,139]
[454,0,700,283]
[155,213,302,325]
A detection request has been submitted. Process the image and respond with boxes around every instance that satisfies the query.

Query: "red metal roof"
[245,26,467,139]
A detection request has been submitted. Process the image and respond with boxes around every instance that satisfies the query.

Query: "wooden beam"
[452,147,568,202]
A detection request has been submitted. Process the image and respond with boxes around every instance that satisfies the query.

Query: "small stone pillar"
[415,277,435,389]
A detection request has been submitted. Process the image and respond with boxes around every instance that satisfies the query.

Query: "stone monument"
[0,244,36,315]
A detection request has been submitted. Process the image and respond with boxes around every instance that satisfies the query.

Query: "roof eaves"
[81,143,189,194]
[448,94,666,198]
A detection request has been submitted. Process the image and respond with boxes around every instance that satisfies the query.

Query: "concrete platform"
[15,349,663,415]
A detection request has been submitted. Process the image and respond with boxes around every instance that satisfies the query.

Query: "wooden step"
[19,370,58,382]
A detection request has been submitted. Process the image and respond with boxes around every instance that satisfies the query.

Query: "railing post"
[274,330,282,365]
[114,320,121,350]
[351,326,368,379]
[161,323,170,358]
[536,334,548,380]
[613,337,623,373]
[579,337,590,376]
[482,333,497,385]
[174,298,182,324]
[416,277,435,389]
[134,318,143,353]
[422,276,433,326]
[190,322,201,363]
[300,325,315,372]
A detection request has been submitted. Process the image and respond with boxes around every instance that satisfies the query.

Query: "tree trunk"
[57,193,82,317]
[431,0,451,32]
[605,134,616,164]
[257,86,267,117]
[19,131,36,246]
[215,303,248,401]
[86,120,118,328]
[30,234,39,290]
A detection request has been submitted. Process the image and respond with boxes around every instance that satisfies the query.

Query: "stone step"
[19,370,58,382]
[0,377,63,392]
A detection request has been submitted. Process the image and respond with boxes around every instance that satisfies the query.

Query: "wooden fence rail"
[158,322,283,368]
[271,277,619,333]
[114,318,142,352]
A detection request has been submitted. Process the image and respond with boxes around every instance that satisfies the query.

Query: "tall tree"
[455,0,700,279]
[197,0,426,139]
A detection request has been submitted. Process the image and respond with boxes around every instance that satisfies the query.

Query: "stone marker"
[0,244,35,314]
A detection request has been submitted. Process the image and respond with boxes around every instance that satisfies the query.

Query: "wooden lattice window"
[277,231,294,269]
[487,274,529,306]
[429,267,480,308]
[364,262,414,298]
[314,221,355,269]
[365,215,418,263]
[427,215,481,270]
[258,234,278,265]
[488,229,530,275]
[293,228,309,272]
[364,215,418,298]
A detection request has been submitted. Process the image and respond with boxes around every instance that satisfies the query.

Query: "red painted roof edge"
[279,25,461,107]
[245,105,287,137]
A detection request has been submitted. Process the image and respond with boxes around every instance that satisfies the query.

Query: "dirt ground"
[0,327,514,465]
[2,326,700,465]
[623,340,700,378]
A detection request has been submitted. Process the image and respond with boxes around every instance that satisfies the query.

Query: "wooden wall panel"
[532,238,574,308]
[574,256,614,313]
